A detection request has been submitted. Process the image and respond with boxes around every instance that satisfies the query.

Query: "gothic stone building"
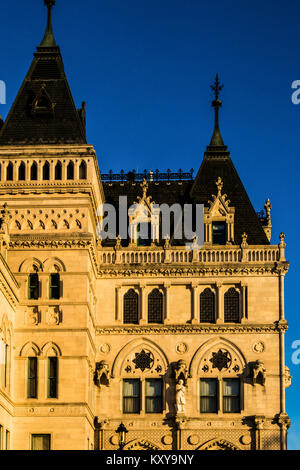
[0,2,291,450]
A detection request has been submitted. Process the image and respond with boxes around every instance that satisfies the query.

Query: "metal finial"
[210,74,223,101]
[208,74,225,147]
[40,0,56,47]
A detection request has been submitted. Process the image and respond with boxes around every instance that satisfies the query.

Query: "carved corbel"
[94,360,111,388]
[252,360,266,386]
[173,359,189,385]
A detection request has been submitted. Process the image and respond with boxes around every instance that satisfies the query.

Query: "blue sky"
[1,0,300,449]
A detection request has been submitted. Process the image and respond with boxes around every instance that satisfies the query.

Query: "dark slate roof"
[103,150,269,246]
[0,45,86,145]
[190,150,269,245]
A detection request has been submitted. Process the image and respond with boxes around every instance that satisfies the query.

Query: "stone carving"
[210,349,232,371]
[174,359,189,385]
[99,343,111,354]
[47,306,61,325]
[284,366,292,388]
[175,379,186,413]
[252,360,266,386]
[132,350,154,372]
[95,360,111,388]
[252,341,265,353]
[27,306,40,326]
[175,342,188,355]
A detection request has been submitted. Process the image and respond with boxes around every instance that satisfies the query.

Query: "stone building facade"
[0,2,291,450]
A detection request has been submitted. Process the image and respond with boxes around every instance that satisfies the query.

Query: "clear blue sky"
[1,0,300,449]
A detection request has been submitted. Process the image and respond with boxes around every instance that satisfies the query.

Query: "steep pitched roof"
[0,2,86,146]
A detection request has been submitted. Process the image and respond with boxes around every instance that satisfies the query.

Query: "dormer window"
[137,222,151,247]
[212,222,226,245]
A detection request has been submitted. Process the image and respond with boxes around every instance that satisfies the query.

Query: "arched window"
[43,161,50,180]
[6,162,13,181]
[55,161,62,180]
[67,161,74,180]
[224,288,240,323]
[148,289,163,324]
[31,162,38,181]
[200,288,215,323]
[123,289,139,324]
[18,161,26,181]
[79,161,87,179]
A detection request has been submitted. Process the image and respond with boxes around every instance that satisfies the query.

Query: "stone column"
[240,282,247,323]
[278,412,291,450]
[140,284,146,324]
[254,416,265,450]
[191,283,199,324]
[115,286,122,323]
[164,283,171,323]
[216,281,223,324]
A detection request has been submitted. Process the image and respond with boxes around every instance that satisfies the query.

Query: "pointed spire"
[40,0,57,48]
[209,74,225,147]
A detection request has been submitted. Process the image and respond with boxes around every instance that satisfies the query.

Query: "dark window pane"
[212,222,226,245]
[43,162,50,180]
[49,273,60,299]
[224,288,240,323]
[28,273,39,300]
[79,161,87,179]
[18,162,26,181]
[6,162,13,181]
[124,289,139,324]
[48,357,58,398]
[31,162,38,181]
[148,289,163,324]
[28,357,37,398]
[55,162,62,180]
[67,162,74,180]
[145,379,163,413]
[123,379,140,414]
[200,378,218,413]
[223,379,240,413]
[31,434,51,450]
[200,288,215,323]
[137,223,151,246]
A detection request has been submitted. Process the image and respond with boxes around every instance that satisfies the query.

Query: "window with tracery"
[200,288,215,323]
[224,288,240,323]
[148,289,163,324]
[123,289,139,324]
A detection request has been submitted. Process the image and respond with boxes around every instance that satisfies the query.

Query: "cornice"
[96,322,287,335]
[97,263,284,278]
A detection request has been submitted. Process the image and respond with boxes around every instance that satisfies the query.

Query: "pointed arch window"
[43,161,50,180]
[6,162,13,181]
[79,161,87,180]
[148,289,163,324]
[67,161,74,180]
[200,288,215,323]
[31,162,38,181]
[224,288,240,323]
[18,161,26,181]
[55,161,62,180]
[123,289,139,324]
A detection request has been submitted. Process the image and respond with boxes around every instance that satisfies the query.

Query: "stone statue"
[252,360,266,386]
[175,379,186,413]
